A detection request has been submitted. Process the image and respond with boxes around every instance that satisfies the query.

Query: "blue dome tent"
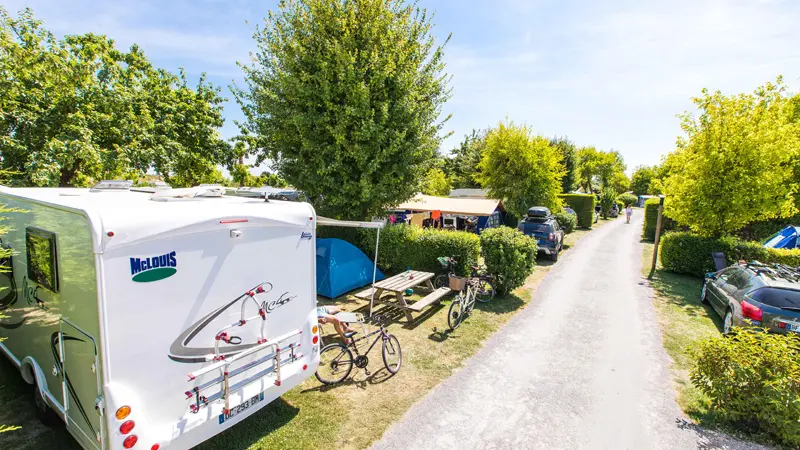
[316,238,385,298]
[763,225,800,249]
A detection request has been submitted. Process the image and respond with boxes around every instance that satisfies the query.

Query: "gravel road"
[372,212,766,450]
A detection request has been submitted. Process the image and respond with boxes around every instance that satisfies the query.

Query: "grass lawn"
[0,220,609,450]
[641,241,783,447]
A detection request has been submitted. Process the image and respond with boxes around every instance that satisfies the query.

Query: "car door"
[551,221,563,249]
[707,268,736,315]
[718,268,750,314]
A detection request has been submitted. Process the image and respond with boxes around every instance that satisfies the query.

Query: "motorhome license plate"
[219,392,264,424]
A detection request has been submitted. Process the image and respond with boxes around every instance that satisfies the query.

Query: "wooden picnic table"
[357,270,451,323]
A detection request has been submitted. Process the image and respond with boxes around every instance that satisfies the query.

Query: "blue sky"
[5,0,800,173]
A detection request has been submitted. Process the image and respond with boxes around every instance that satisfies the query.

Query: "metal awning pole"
[370,227,381,317]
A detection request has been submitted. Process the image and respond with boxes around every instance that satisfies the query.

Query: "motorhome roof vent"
[90,180,133,192]
[149,186,226,201]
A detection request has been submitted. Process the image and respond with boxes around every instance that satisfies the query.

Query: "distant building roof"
[449,188,488,199]
[395,194,502,216]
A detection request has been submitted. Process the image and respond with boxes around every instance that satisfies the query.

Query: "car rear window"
[748,288,800,309]
[520,222,551,232]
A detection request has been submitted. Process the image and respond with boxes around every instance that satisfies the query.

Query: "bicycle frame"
[347,323,388,359]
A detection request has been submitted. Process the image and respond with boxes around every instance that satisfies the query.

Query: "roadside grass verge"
[641,242,785,447]
[0,224,605,450]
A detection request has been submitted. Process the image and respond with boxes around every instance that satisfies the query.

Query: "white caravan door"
[60,318,103,450]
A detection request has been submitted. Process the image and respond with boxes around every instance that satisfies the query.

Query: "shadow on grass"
[196,397,299,450]
[478,293,526,315]
[301,366,397,394]
[648,270,724,333]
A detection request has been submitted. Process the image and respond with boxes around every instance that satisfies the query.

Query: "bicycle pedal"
[364,370,371,376]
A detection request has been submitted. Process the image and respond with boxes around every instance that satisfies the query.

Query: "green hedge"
[617,193,638,207]
[738,213,800,242]
[692,328,800,447]
[480,226,537,294]
[659,231,800,276]
[321,224,481,276]
[553,211,576,234]
[642,198,676,240]
[558,194,595,228]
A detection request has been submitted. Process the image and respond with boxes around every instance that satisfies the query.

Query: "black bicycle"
[315,314,402,385]
[433,256,495,303]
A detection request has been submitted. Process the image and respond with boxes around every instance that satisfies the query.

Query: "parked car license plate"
[219,392,264,424]
[788,322,800,333]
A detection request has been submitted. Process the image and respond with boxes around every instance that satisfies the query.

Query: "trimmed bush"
[659,231,800,277]
[691,328,800,447]
[558,194,595,228]
[617,193,638,207]
[643,198,676,240]
[737,213,800,242]
[480,226,537,294]
[352,225,481,276]
[553,211,576,234]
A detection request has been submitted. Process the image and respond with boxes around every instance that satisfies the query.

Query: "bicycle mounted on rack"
[315,313,402,385]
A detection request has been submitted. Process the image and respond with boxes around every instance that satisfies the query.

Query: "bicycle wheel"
[474,278,495,303]
[447,296,464,330]
[315,343,354,385]
[381,334,402,374]
[433,274,448,289]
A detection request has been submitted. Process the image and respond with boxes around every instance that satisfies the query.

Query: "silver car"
[702,262,800,335]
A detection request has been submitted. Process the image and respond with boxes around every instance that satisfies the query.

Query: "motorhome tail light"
[220,218,248,224]
[312,326,318,335]
[547,233,555,242]
[115,406,131,420]
[120,420,135,434]
[741,299,763,321]
[151,445,160,450]
[312,335,319,345]
[123,435,138,448]
[107,231,115,237]
[303,364,308,370]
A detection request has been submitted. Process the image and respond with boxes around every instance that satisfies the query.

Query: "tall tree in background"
[550,136,577,193]
[595,150,626,189]
[629,165,658,195]
[477,121,564,217]
[444,129,486,189]
[234,0,451,219]
[0,8,233,187]
[664,78,800,237]
[577,146,600,193]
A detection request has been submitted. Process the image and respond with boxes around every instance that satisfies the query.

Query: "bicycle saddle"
[344,331,358,339]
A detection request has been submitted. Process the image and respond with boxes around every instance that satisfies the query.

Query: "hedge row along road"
[372,212,762,450]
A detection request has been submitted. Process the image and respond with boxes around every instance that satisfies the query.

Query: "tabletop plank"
[374,271,435,292]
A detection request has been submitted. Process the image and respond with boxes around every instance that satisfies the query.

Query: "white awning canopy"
[394,194,502,216]
[317,217,385,229]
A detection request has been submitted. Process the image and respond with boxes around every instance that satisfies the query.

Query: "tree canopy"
[234,0,451,220]
[550,136,578,193]
[0,8,233,187]
[663,78,800,237]
[576,146,626,193]
[629,165,658,196]
[477,121,564,217]
[443,129,485,189]
[421,167,451,196]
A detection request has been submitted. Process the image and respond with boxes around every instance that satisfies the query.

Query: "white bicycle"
[446,276,477,330]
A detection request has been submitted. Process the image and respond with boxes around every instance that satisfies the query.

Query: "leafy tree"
[443,129,486,189]
[421,167,451,196]
[630,165,658,195]
[550,136,577,193]
[599,187,617,219]
[664,78,800,237]
[0,8,233,187]
[577,146,600,193]
[610,171,630,194]
[476,121,564,217]
[595,150,626,189]
[234,0,451,220]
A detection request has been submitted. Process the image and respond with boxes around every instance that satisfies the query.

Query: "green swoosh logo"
[132,267,177,282]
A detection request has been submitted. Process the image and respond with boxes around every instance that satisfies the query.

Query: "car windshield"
[748,288,800,309]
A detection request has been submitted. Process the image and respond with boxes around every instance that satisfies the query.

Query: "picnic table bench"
[355,270,451,323]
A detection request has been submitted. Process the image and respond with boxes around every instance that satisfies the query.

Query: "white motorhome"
[0,183,329,449]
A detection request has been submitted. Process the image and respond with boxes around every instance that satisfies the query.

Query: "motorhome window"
[26,228,58,292]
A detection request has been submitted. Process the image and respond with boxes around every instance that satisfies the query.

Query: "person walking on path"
[625,204,633,224]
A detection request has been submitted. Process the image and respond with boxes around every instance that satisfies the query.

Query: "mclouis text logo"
[130,251,177,282]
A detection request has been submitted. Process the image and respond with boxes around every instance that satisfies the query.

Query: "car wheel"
[550,249,558,262]
[722,309,733,335]
[700,282,709,305]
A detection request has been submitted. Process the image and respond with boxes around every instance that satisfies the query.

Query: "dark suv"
[702,262,800,335]
[517,207,564,261]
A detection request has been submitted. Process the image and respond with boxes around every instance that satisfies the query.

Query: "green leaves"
[476,121,565,218]
[480,227,537,294]
[664,78,800,237]
[234,0,451,220]
[691,328,800,446]
[421,167,451,196]
[630,165,658,196]
[0,8,233,187]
